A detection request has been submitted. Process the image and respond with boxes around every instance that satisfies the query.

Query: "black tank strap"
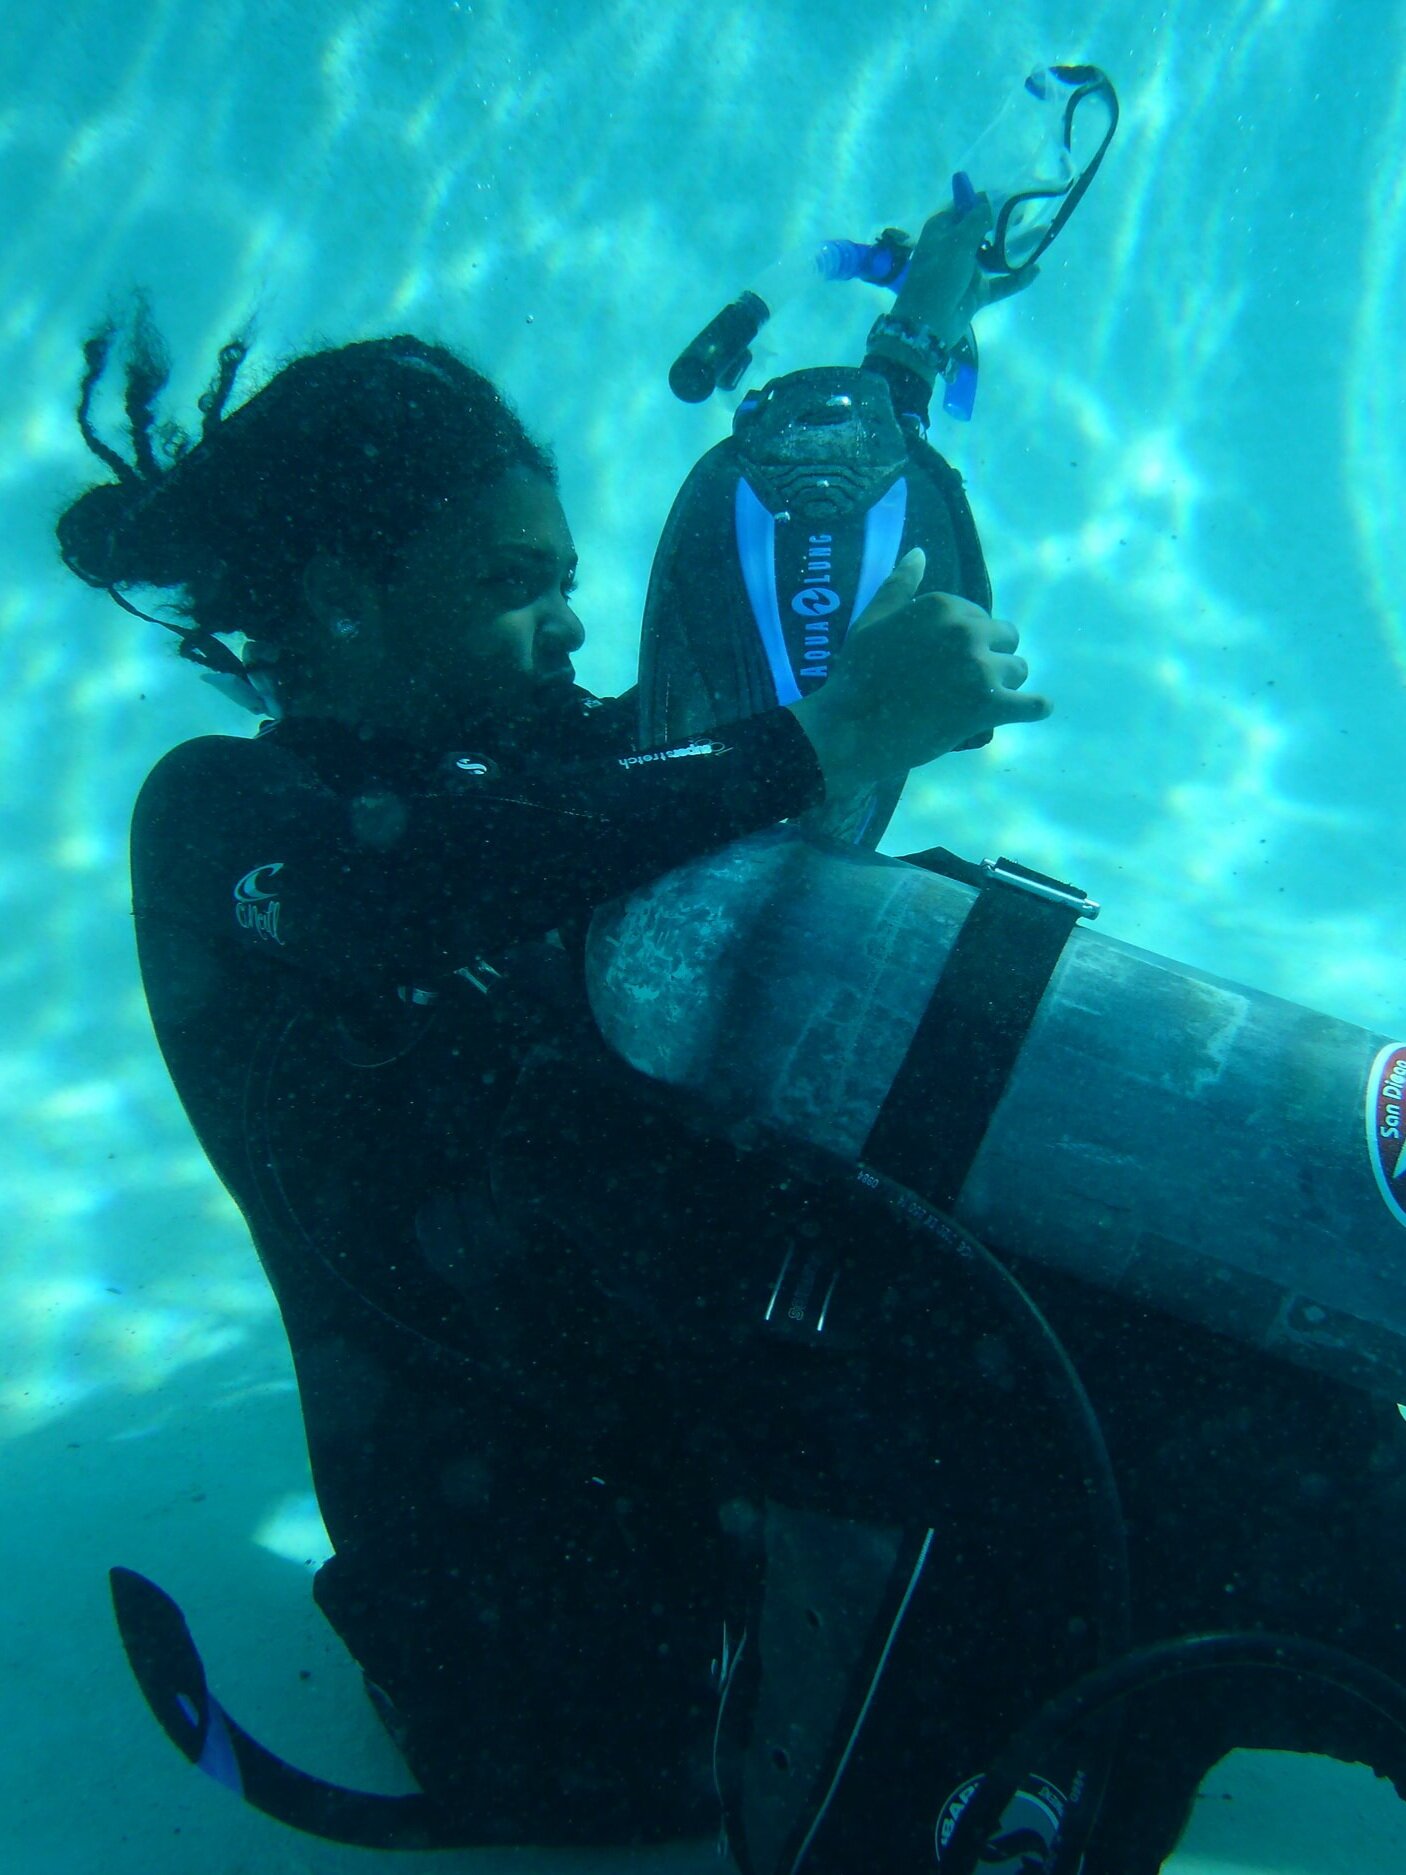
[862,850,1098,1211]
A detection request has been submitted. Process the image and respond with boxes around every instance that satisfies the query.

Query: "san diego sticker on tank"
[1367,1043,1406,1228]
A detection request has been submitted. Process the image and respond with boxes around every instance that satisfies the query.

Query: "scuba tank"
[588,826,1406,1401]
[594,58,1406,1405]
[578,65,1406,1874]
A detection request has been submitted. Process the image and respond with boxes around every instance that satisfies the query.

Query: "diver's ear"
[300,552,385,645]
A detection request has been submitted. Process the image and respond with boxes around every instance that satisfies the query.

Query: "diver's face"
[381,465,583,735]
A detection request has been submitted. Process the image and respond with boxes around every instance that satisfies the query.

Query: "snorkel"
[669,63,1119,419]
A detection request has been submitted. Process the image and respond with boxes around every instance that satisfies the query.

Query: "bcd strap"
[863,850,1099,1211]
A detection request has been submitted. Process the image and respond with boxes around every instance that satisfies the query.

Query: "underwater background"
[3,0,1405,1867]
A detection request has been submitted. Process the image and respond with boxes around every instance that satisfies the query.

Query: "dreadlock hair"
[56,310,557,678]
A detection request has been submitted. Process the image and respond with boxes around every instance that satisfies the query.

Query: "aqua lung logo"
[792,533,840,682]
[1367,1043,1406,1227]
[233,863,285,946]
[934,1772,1073,1873]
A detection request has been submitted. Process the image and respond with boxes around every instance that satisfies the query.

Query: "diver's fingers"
[984,612,1021,655]
[851,548,925,630]
[903,592,1021,660]
[917,196,993,251]
[991,685,1053,724]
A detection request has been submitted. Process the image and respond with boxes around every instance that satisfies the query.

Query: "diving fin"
[109,1566,458,1850]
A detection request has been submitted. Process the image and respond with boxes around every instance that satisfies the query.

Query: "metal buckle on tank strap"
[861,850,1099,1213]
[979,855,1100,920]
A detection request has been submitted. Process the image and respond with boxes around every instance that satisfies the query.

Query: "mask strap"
[105,586,280,716]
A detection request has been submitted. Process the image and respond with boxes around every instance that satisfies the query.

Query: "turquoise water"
[3,0,1406,1867]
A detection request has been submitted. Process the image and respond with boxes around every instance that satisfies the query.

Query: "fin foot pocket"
[108,1566,459,1849]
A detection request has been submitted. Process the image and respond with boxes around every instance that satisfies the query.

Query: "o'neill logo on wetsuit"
[1367,1043,1406,1229]
[616,738,731,770]
[233,863,286,946]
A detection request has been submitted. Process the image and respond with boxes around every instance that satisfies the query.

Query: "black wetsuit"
[131,690,824,1843]
[134,685,1406,1868]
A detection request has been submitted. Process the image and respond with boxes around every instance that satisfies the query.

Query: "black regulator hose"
[941,1631,1406,1875]
[849,1168,1130,1871]
[853,1167,1132,1664]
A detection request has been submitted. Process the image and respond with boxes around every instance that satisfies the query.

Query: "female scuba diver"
[56,211,1054,1853]
[59,197,1406,1872]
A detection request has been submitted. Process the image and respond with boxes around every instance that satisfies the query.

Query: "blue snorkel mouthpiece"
[814,234,912,289]
[936,173,982,422]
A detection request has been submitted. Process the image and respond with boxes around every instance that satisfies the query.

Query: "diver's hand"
[785,549,1051,798]
[884,200,1037,355]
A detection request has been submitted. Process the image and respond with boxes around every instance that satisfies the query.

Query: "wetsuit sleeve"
[426,708,822,953]
[862,352,934,429]
[131,707,823,984]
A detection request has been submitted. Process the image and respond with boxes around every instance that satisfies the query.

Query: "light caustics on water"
[0,0,1400,1443]
[1346,48,1406,685]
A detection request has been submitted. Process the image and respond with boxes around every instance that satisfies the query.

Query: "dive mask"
[959,64,1119,277]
